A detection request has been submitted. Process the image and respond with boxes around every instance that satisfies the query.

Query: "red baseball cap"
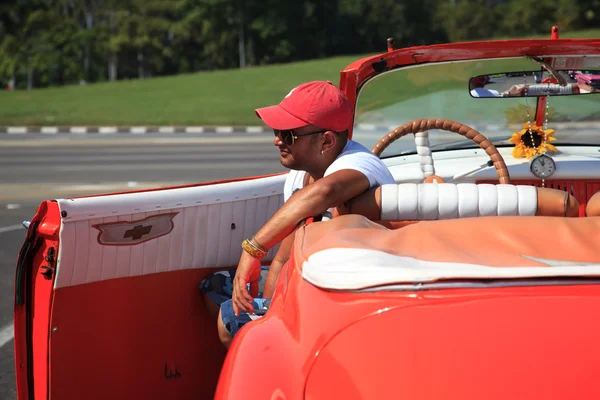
[255,81,352,132]
[472,75,488,85]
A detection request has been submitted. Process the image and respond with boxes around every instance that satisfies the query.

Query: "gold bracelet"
[251,235,267,252]
[242,238,268,259]
[245,239,262,252]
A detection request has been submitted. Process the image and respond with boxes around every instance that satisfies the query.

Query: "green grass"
[1,28,599,126]
[0,55,367,126]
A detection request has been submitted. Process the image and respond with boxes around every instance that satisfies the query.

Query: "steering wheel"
[371,119,510,184]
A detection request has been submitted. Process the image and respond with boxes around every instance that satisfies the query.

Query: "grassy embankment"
[1,29,599,126]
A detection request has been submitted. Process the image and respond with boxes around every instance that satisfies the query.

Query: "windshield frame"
[349,55,600,158]
[339,38,600,141]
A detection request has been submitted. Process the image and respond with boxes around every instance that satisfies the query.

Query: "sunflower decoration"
[508,122,558,159]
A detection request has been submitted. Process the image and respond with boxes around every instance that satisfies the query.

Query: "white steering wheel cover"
[415,132,435,177]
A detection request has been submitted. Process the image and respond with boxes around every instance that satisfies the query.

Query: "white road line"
[357,123,377,131]
[40,126,58,135]
[0,224,24,234]
[99,127,118,134]
[158,126,175,133]
[130,127,147,134]
[41,127,58,134]
[185,127,204,133]
[70,126,87,134]
[246,126,265,133]
[216,126,234,134]
[7,127,27,134]
[0,323,14,349]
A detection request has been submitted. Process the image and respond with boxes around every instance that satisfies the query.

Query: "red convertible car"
[13,27,600,399]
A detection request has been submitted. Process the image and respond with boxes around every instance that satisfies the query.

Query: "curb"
[0,124,502,134]
[0,126,268,134]
[1,121,597,135]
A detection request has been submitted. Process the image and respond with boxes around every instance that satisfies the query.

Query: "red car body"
[218,215,600,400]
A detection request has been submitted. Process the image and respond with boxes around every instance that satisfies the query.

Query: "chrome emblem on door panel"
[93,213,179,246]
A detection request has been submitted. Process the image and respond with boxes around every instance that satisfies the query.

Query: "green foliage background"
[1,0,599,90]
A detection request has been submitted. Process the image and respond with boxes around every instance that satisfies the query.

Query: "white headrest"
[380,183,538,220]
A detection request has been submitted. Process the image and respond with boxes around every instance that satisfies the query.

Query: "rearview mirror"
[469,70,600,98]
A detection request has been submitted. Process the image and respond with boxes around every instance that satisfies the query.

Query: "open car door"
[14,173,285,400]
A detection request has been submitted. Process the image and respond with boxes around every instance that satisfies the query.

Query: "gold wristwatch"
[241,238,268,259]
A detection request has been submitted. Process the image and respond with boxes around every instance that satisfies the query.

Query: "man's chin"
[279,154,295,168]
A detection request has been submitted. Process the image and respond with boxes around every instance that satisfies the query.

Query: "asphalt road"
[0,131,286,399]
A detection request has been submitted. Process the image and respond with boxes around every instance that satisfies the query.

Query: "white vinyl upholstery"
[55,174,286,288]
[303,248,600,290]
[380,183,538,220]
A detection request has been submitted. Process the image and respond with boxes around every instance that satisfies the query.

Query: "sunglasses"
[273,129,326,146]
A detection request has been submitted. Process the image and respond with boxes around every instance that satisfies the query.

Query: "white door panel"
[55,174,286,288]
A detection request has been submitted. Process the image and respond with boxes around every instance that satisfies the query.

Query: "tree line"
[0,0,597,90]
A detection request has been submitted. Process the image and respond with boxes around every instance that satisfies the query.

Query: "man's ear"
[321,131,337,152]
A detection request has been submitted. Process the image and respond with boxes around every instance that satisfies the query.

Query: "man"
[469,75,499,98]
[201,80,395,348]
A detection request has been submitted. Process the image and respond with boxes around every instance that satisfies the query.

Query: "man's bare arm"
[253,169,371,251]
[231,169,371,314]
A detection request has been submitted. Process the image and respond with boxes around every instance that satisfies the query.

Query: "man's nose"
[273,134,284,146]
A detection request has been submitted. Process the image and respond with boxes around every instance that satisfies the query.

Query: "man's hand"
[232,250,262,316]
[504,84,527,96]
